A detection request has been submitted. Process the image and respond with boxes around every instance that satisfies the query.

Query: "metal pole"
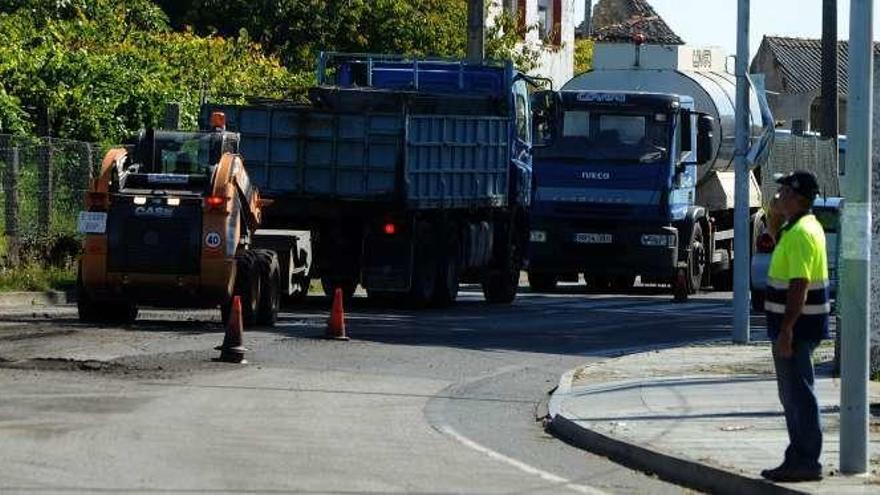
[821,0,839,140]
[467,0,485,64]
[840,0,873,475]
[733,0,750,344]
[821,0,840,175]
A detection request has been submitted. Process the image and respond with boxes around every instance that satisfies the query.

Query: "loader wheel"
[229,251,260,328]
[76,264,138,324]
[76,265,101,323]
[255,250,280,326]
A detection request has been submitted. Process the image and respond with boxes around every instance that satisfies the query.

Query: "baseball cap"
[775,170,820,200]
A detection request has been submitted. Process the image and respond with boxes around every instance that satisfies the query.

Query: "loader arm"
[212,153,264,235]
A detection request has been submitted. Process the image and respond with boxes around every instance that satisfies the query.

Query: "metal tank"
[563,43,772,183]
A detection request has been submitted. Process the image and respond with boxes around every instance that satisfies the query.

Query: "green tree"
[165,0,537,72]
[574,38,594,75]
[0,0,304,143]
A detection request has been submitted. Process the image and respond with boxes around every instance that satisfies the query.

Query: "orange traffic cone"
[325,288,349,340]
[215,296,248,363]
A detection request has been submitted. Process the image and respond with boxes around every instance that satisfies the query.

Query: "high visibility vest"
[765,213,830,341]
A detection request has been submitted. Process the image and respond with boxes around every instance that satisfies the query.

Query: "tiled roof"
[590,0,684,45]
[758,35,880,95]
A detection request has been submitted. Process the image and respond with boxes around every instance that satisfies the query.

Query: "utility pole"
[840,0,873,475]
[821,0,840,171]
[733,0,751,344]
[467,0,485,64]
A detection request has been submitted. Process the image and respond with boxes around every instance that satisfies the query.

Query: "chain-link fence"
[0,134,104,268]
[761,131,841,203]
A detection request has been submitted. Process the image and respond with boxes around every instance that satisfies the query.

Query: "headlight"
[530,230,547,243]
[641,234,676,247]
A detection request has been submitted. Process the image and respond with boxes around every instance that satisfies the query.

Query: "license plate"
[574,233,612,244]
[77,211,107,234]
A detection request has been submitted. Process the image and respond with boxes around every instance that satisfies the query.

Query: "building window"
[537,0,562,46]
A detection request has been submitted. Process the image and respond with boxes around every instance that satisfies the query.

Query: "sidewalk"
[549,343,880,495]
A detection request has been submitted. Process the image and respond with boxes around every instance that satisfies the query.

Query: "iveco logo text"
[134,206,174,218]
[580,172,611,180]
[576,92,626,103]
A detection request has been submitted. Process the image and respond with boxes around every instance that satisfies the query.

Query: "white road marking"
[439,425,609,495]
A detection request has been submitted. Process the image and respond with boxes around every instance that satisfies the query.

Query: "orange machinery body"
[80,134,264,309]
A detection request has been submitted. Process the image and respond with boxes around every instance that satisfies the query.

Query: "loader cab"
[132,130,239,174]
[121,129,240,192]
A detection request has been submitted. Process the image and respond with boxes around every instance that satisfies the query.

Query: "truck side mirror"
[697,115,715,165]
[531,90,556,147]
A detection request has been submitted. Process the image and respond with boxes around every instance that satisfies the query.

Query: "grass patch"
[0,263,76,292]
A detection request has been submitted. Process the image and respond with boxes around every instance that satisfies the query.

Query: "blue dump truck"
[528,43,773,294]
[202,53,536,306]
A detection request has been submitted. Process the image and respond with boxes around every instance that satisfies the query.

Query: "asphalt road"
[0,284,754,494]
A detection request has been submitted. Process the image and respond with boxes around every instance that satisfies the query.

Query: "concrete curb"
[0,291,73,307]
[549,413,806,495]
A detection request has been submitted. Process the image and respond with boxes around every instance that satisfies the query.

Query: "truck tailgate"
[406,115,509,209]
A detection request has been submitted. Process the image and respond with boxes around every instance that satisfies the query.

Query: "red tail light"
[383,223,397,235]
[756,232,775,253]
[205,196,226,208]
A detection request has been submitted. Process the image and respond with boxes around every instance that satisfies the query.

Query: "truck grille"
[106,201,202,275]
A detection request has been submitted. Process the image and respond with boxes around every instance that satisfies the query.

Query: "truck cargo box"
[200,103,510,210]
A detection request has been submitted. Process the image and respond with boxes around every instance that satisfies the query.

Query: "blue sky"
[575,1,880,55]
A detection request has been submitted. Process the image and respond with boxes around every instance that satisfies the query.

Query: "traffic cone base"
[325,287,349,340]
[216,295,248,363]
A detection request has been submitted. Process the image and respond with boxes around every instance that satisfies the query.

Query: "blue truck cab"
[528,90,713,291]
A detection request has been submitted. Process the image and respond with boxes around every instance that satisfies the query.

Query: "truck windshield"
[150,133,219,175]
[541,110,670,164]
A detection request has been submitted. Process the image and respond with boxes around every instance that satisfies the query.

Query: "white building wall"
[488,0,575,89]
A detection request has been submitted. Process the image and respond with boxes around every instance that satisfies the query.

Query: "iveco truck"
[528,43,773,294]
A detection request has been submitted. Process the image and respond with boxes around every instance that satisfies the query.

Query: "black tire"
[254,250,280,326]
[585,275,612,292]
[687,223,706,294]
[711,264,734,291]
[76,264,101,323]
[528,272,558,292]
[750,289,765,312]
[76,264,138,324]
[226,251,260,328]
[482,244,520,304]
[286,275,310,304]
[611,275,636,292]
[409,247,438,308]
[432,246,460,307]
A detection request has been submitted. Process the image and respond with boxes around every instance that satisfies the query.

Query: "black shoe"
[761,463,788,480]
[761,465,823,482]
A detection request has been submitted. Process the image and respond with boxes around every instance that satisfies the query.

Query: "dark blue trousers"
[772,339,823,470]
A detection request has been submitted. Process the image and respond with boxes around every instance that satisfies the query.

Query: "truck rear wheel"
[409,247,438,308]
[254,250,280,326]
[528,272,558,292]
[482,245,520,304]
[432,248,460,307]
